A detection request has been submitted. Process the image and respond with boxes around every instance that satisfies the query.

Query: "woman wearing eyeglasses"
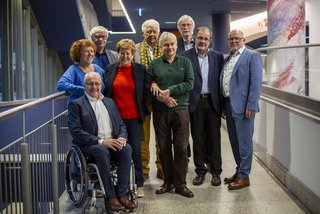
[105,39,148,198]
[56,39,105,105]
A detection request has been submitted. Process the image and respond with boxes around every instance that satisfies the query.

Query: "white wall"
[254,100,320,197]
[306,0,320,99]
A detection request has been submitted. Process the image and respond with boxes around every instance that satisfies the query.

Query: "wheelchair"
[65,145,137,214]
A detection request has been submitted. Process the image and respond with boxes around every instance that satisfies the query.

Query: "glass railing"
[256,43,320,121]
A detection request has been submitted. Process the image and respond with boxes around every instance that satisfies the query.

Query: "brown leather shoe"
[228,178,250,190]
[118,196,137,210]
[175,187,194,198]
[156,169,164,179]
[224,173,237,184]
[105,197,125,212]
[155,183,174,194]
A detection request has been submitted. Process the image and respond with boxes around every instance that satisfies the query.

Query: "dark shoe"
[175,187,194,198]
[224,173,237,184]
[228,178,250,190]
[143,174,149,182]
[156,169,164,180]
[105,198,125,212]
[192,174,205,186]
[118,196,137,210]
[155,183,174,194]
[211,174,221,186]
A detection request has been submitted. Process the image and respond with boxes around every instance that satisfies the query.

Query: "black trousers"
[153,109,189,189]
[190,97,222,176]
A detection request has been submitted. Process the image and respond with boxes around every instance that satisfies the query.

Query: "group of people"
[57,14,262,212]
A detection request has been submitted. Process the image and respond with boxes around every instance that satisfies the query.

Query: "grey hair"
[84,72,101,84]
[141,19,160,32]
[177,15,195,28]
[195,26,213,39]
[158,32,177,47]
[89,26,109,38]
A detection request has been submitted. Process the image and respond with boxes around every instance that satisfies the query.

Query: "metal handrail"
[256,43,320,51]
[0,91,67,120]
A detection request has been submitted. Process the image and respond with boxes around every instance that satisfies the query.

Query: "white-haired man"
[134,19,164,183]
[177,15,195,53]
[90,26,118,70]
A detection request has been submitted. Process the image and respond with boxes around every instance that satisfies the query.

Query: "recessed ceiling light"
[165,21,176,24]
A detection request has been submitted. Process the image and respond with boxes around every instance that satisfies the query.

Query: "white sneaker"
[137,187,144,198]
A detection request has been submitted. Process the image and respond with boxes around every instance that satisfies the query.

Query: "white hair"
[141,19,160,32]
[177,15,195,28]
[159,32,177,47]
[89,26,109,38]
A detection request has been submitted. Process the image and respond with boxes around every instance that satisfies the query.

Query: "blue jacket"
[67,95,128,148]
[220,48,262,115]
[181,48,224,114]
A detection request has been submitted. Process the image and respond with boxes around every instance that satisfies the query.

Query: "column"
[212,13,230,54]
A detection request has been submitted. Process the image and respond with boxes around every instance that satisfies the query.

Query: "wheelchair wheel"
[65,146,88,207]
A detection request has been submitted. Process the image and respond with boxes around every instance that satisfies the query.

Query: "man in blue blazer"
[181,27,224,186]
[220,30,262,190]
[68,72,136,211]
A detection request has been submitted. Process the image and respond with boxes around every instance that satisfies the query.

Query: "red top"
[112,64,140,119]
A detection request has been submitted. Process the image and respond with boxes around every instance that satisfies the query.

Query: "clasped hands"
[151,83,177,108]
[101,138,126,151]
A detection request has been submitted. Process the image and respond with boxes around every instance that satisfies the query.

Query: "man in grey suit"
[221,29,262,190]
[181,27,224,186]
[68,72,136,211]
[90,26,118,70]
[177,15,195,53]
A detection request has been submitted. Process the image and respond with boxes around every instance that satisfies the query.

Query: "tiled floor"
[59,123,310,214]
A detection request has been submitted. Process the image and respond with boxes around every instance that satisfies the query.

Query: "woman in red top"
[105,39,148,198]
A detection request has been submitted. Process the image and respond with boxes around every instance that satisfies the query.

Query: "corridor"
[59,123,309,214]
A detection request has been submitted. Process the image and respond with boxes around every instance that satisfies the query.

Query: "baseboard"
[254,143,320,214]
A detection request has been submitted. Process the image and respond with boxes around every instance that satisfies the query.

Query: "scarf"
[139,41,162,69]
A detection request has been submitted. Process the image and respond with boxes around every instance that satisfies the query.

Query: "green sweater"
[145,55,194,111]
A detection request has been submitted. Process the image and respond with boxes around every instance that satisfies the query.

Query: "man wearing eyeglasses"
[68,72,137,212]
[181,27,224,187]
[221,29,262,190]
[90,26,118,70]
[177,15,195,53]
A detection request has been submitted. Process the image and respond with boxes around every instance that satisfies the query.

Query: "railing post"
[21,143,32,214]
[51,124,59,213]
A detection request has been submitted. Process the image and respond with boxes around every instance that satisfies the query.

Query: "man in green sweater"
[145,32,194,198]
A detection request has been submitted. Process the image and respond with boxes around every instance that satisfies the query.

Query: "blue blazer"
[220,48,262,115]
[181,48,224,114]
[104,62,148,121]
[68,95,128,148]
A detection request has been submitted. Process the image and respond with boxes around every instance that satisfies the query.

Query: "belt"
[200,94,210,99]
[224,96,230,102]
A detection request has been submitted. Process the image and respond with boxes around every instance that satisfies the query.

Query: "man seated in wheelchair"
[68,72,137,212]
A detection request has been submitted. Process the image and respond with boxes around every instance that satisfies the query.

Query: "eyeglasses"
[85,82,101,87]
[228,37,244,42]
[94,35,107,40]
[196,36,211,42]
[179,23,193,28]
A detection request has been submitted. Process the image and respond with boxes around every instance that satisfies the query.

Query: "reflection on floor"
[59,124,309,214]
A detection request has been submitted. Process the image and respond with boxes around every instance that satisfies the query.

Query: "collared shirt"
[184,40,194,51]
[196,49,210,94]
[85,92,113,141]
[222,46,245,97]
[93,52,110,70]
[147,44,155,60]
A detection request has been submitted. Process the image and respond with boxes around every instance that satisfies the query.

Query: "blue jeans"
[123,119,144,187]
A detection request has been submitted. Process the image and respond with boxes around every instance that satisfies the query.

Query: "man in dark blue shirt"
[90,26,118,70]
